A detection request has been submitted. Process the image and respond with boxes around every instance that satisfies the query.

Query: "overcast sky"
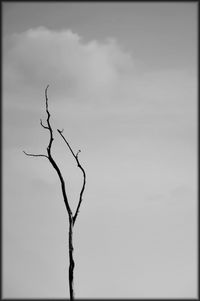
[3,2,197,298]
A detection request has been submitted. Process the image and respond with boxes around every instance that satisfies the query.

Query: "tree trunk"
[69,216,75,300]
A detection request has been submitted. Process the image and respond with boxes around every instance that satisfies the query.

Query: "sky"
[2,2,197,299]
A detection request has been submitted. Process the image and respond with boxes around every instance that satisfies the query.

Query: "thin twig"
[57,129,77,159]
[40,119,49,129]
[23,150,48,158]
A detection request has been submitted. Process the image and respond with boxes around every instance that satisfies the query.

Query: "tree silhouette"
[23,85,86,300]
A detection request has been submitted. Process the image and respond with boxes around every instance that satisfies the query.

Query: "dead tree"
[23,85,86,300]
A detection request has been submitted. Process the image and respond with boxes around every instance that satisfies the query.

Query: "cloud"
[4,26,196,116]
[4,27,134,103]
[3,27,197,157]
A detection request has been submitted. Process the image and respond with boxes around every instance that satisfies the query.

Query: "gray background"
[3,2,197,298]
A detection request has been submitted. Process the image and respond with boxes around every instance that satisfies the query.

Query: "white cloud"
[4,27,134,103]
[3,26,196,118]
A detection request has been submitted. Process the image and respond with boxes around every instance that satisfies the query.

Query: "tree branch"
[44,85,54,153]
[57,129,86,225]
[23,150,48,158]
[40,119,49,129]
[57,129,77,159]
[42,85,72,218]
[24,85,73,218]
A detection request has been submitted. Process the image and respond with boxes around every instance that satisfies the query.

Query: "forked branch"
[57,129,86,225]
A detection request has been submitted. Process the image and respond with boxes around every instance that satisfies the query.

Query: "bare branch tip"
[45,85,50,100]
[57,128,64,134]
[76,149,81,158]
[23,150,32,156]
[23,150,31,157]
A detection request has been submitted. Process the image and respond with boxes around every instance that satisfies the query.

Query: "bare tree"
[23,85,86,300]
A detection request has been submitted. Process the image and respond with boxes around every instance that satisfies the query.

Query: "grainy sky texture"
[2,2,197,298]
